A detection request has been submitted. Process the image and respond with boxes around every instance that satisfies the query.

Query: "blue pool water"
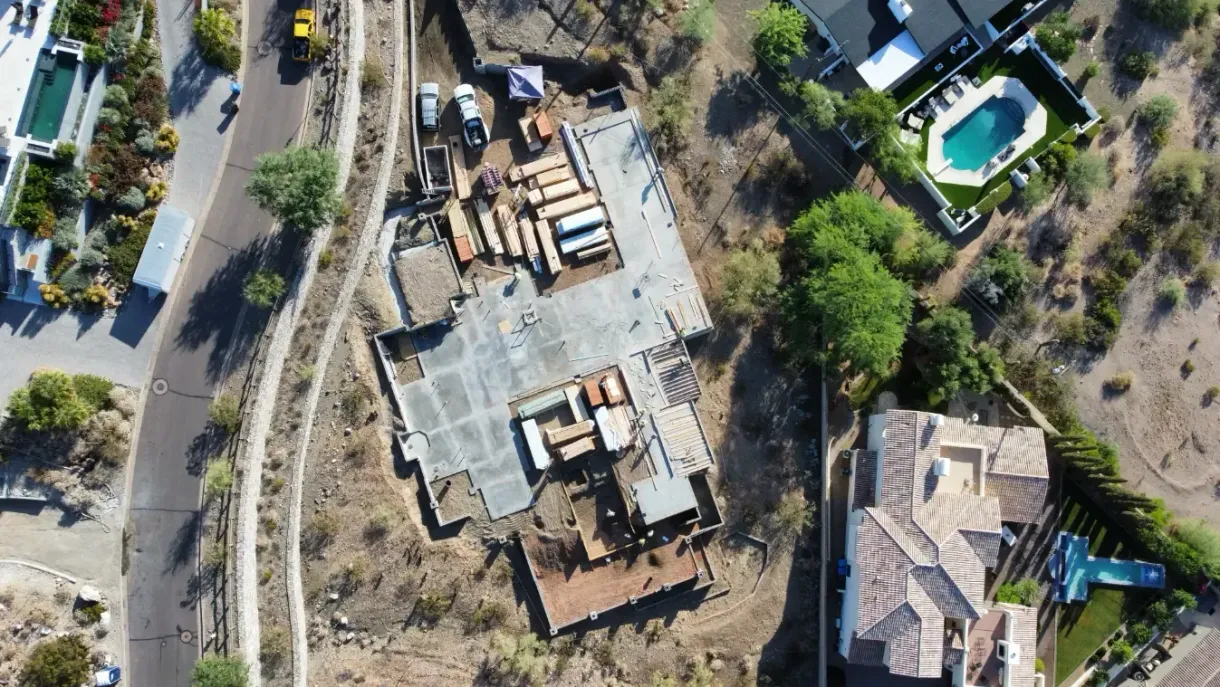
[941,96,1026,171]
[1051,532,1166,604]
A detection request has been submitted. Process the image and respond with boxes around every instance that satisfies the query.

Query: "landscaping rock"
[77,586,103,604]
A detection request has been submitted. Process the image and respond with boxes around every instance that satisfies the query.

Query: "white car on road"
[454,84,489,151]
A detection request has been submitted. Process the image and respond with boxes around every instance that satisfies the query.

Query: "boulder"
[77,586,103,604]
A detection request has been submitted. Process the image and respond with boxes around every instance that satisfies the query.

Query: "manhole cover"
[257,40,273,56]
[179,630,193,643]
[151,379,169,396]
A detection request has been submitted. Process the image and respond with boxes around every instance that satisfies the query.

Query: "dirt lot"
[934,4,1220,530]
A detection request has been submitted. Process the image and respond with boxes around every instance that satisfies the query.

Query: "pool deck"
[0,0,65,201]
[926,76,1047,187]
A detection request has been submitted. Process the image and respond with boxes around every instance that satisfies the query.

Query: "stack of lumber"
[494,205,524,257]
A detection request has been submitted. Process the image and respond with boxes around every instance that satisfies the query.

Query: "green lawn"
[1054,482,1155,686]
[919,44,1093,210]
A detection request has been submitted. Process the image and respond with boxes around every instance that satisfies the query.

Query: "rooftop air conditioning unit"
[932,457,951,477]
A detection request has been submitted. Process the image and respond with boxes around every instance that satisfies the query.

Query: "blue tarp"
[507,65,544,101]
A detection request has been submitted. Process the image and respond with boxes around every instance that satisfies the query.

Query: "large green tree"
[842,89,917,182]
[914,307,1005,400]
[20,635,91,687]
[245,147,343,233]
[784,249,913,375]
[7,370,92,431]
[796,81,844,130]
[748,2,808,67]
[192,655,250,687]
[1035,11,1081,62]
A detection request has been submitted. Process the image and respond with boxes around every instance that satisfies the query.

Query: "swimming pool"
[22,51,78,143]
[1051,531,1166,603]
[941,96,1026,171]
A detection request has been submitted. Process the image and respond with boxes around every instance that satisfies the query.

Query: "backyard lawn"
[1054,482,1154,686]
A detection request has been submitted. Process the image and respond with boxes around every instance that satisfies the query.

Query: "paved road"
[125,1,309,684]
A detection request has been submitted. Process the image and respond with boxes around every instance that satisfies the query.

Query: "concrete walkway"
[158,0,233,218]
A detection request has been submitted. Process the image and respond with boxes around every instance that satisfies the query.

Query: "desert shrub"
[1159,277,1186,307]
[1194,262,1219,286]
[1019,172,1052,212]
[994,578,1041,606]
[1147,150,1208,220]
[719,240,781,319]
[73,602,105,625]
[1166,223,1205,267]
[204,460,233,499]
[1184,359,1196,374]
[317,248,333,269]
[773,490,814,538]
[647,76,692,155]
[1132,0,1209,29]
[1084,60,1100,79]
[1120,51,1159,80]
[1065,152,1110,205]
[260,625,290,668]
[489,632,549,686]
[360,56,386,89]
[208,393,241,434]
[1052,312,1091,345]
[363,508,396,541]
[416,591,453,623]
[1209,386,1220,402]
[678,0,716,44]
[795,80,844,130]
[1138,95,1178,134]
[309,509,339,544]
[79,408,132,466]
[470,601,508,631]
[1036,11,1082,61]
[117,186,146,214]
[1106,372,1135,392]
[1041,141,1077,182]
[191,655,250,687]
[7,370,92,431]
[20,634,91,687]
[243,269,285,308]
[72,373,114,413]
[968,245,1034,308]
[584,45,609,63]
[146,181,167,203]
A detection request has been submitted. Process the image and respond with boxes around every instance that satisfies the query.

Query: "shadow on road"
[165,509,202,575]
[169,44,225,118]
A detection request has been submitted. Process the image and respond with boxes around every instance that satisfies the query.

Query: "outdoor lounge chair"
[907,114,925,131]
[943,90,959,106]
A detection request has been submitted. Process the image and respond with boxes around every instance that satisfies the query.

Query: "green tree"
[488,632,550,687]
[7,370,91,431]
[20,634,91,687]
[1173,519,1220,575]
[1110,638,1134,664]
[789,190,907,269]
[720,240,781,319]
[914,307,1005,400]
[796,80,844,130]
[204,460,234,500]
[193,8,237,66]
[1065,152,1110,205]
[679,0,716,44]
[889,218,953,280]
[243,269,286,308]
[1138,95,1179,133]
[968,245,1033,308]
[1169,587,1198,611]
[192,655,249,687]
[784,249,912,375]
[994,578,1041,606]
[1035,11,1081,62]
[842,88,899,141]
[1133,0,1204,29]
[208,393,241,434]
[245,147,342,233]
[748,2,808,67]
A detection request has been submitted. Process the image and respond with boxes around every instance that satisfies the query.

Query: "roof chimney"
[888,0,913,22]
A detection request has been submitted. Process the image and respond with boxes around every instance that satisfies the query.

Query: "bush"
[1106,372,1135,392]
[19,634,91,687]
[1133,0,1206,29]
[1065,152,1110,205]
[1128,622,1153,646]
[1036,11,1082,62]
[1120,51,1159,80]
[107,222,152,288]
[117,186,146,214]
[73,373,114,413]
[1138,95,1178,134]
[243,269,285,308]
[970,245,1034,308]
[720,240,780,319]
[51,216,79,252]
[1052,312,1091,345]
[7,370,92,431]
[748,2,808,67]
[470,601,508,631]
[363,508,396,540]
[194,8,238,70]
[84,43,106,65]
[1019,172,1052,212]
[50,168,89,212]
[647,76,693,156]
[260,625,289,668]
[994,578,1041,606]
[1158,277,1186,307]
[584,45,609,63]
[209,393,241,434]
[204,460,233,499]
[360,57,387,89]
[155,124,180,154]
[975,181,1013,213]
[1208,386,1220,402]
[146,181,168,203]
[416,591,453,623]
[1084,60,1100,79]
[489,632,549,686]
[1042,141,1077,181]
[1184,359,1196,374]
[191,655,250,687]
[1110,638,1135,664]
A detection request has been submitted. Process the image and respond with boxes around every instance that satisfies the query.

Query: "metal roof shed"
[133,205,194,297]
[507,65,544,101]
[631,474,699,526]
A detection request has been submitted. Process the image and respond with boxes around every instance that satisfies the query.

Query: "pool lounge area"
[1050,531,1166,604]
[925,76,1047,186]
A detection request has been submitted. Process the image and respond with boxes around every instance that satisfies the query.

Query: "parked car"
[453,84,489,151]
[418,82,440,132]
[291,9,315,62]
[95,666,122,686]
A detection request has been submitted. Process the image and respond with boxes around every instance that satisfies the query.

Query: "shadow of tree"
[168,42,225,118]
[164,508,202,575]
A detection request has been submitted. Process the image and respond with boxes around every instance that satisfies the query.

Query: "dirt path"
[284,0,403,683]
[234,0,366,680]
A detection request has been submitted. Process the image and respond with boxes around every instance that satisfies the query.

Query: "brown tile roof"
[845,410,1050,680]
[1158,629,1220,687]
[997,603,1041,687]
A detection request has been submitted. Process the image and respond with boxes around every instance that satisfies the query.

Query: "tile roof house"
[792,0,1042,89]
[839,409,1049,682]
